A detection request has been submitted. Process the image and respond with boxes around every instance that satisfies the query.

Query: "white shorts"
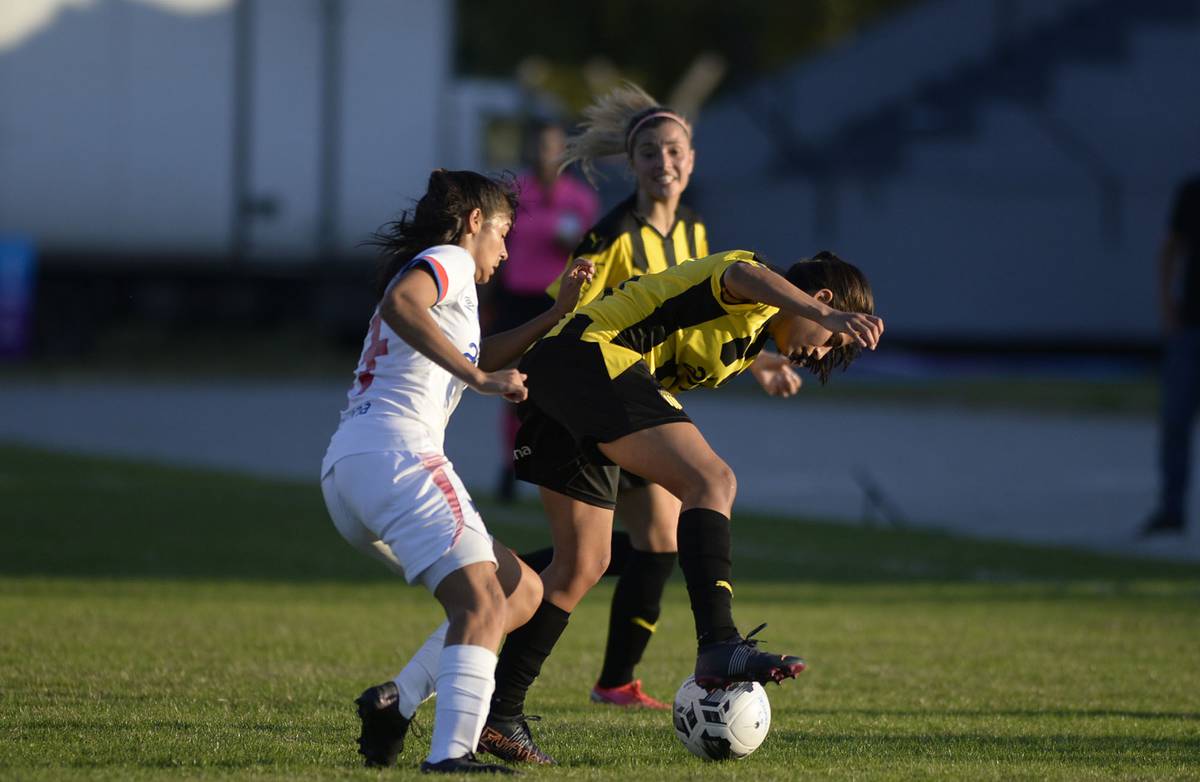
[321,450,496,591]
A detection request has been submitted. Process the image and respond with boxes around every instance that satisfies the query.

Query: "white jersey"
[321,244,480,476]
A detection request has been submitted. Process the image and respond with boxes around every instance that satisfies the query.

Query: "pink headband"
[625,111,690,155]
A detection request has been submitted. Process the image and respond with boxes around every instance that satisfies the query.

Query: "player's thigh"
[596,421,735,511]
[616,481,681,552]
[540,486,616,570]
[537,486,617,610]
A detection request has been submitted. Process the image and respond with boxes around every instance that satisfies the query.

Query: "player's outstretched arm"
[722,262,884,350]
[381,267,525,401]
[478,259,595,371]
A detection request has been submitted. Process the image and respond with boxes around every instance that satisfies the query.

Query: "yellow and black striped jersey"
[546,194,708,306]
[546,250,777,394]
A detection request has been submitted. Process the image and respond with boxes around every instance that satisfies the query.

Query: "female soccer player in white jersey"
[320,169,592,774]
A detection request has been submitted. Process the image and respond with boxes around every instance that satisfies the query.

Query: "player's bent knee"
[699,460,736,509]
[506,571,543,629]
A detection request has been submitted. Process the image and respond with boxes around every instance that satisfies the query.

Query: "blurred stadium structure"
[0,0,1197,358]
[691,0,1200,348]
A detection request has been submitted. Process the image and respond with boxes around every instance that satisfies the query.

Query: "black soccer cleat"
[354,681,412,768]
[421,752,519,774]
[694,623,807,689]
[476,713,555,765]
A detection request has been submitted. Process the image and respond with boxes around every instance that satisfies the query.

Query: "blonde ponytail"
[561,82,690,185]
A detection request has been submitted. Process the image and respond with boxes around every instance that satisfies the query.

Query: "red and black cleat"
[693,623,806,689]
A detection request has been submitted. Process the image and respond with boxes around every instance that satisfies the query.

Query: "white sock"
[427,644,498,764]
[392,621,447,718]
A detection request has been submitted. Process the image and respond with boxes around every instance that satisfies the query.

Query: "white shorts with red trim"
[321,450,496,591]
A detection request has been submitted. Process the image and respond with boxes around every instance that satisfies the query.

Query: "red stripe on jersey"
[422,256,450,303]
[420,454,465,546]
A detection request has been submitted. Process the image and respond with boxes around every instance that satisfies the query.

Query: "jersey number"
[354,314,389,395]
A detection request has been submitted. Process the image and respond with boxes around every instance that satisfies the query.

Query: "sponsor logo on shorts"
[658,388,683,410]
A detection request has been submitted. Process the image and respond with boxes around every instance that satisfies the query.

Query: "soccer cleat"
[477,714,555,764]
[694,623,806,689]
[590,679,670,710]
[354,681,413,768]
[420,752,519,774]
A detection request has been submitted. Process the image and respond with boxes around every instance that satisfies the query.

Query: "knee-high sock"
[427,644,497,764]
[676,508,737,645]
[596,550,676,688]
[392,620,447,718]
[489,601,570,720]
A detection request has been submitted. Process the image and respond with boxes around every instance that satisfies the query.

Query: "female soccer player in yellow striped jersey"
[524,84,804,714]
[480,249,883,763]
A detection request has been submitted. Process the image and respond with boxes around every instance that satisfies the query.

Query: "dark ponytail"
[368,169,518,299]
[783,251,875,385]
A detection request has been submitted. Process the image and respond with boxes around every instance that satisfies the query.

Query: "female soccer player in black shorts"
[479,249,883,763]
[521,83,804,711]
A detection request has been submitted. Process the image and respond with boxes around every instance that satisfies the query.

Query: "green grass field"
[3,444,1199,780]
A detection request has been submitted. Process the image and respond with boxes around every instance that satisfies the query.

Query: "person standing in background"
[1142,174,1200,536]
[493,120,599,502]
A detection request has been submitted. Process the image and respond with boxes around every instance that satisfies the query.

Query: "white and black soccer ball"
[672,676,772,761]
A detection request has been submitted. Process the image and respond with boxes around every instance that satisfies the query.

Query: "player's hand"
[820,310,884,350]
[472,368,528,403]
[551,259,596,317]
[750,352,803,398]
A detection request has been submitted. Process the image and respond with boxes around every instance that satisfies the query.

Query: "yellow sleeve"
[546,232,635,309]
[706,251,778,316]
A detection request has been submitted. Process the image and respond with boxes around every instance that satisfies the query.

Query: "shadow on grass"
[767,730,1200,763]
[803,708,1200,721]
[4,443,1199,585]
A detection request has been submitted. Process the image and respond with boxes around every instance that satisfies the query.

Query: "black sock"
[596,549,676,688]
[517,546,553,573]
[517,530,634,577]
[489,601,570,720]
[676,508,737,646]
[606,530,634,577]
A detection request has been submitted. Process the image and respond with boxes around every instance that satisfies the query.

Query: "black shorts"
[512,329,691,508]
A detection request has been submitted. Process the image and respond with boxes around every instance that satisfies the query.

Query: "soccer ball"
[672,676,772,761]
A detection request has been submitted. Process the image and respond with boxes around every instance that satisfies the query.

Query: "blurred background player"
[1142,173,1200,536]
[479,250,882,763]
[319,169,591,773]
[492,119,598,502]
[519,83,805,711]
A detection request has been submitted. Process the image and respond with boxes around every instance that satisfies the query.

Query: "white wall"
[0,0,234,254]
[0,0,450,259]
